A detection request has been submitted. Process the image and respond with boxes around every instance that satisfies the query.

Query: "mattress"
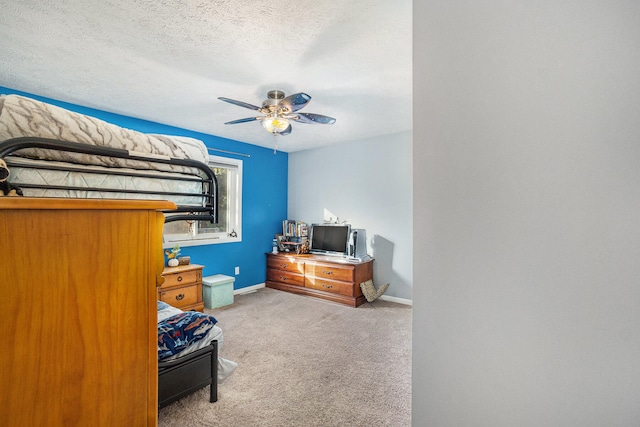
[7,157,205,206]
[0,94,209,175]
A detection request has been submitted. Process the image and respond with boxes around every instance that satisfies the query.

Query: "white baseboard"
[379,294,413,306]
[235,282,412,306]
[234,282,265,295]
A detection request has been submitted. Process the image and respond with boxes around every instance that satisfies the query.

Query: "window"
[163,155,242,248]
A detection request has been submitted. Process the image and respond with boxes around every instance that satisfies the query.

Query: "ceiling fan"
[218,90,336,136]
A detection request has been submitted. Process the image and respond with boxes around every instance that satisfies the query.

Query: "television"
[309,224,351,256]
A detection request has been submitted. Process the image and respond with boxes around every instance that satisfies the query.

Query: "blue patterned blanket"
[158,301,218,361]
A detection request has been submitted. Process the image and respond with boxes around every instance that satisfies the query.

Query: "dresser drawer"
[160,284,199,307]
[267,256,305,274]
[267,268,305,286]
[304,276,354,296]
[305,263,354,282]
[161,269,200,289]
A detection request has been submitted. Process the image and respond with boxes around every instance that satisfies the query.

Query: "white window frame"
[163,154,242,248]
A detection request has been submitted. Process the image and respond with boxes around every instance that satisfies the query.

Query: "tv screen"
[310,224,350,255]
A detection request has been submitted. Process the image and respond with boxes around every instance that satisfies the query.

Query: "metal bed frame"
[158,341,218,408]
[0,136,218,224]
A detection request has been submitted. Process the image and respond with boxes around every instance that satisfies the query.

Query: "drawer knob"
[175,293,185,301]
[322,270,333,275]
[280,276,288,281]
[177,276,183,282]
[321,283,333,289]
[281,264,287,268]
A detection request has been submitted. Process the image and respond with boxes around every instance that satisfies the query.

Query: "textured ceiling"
[0,0,412,152]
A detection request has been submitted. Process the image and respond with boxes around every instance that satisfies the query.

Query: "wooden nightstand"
[159,264,205,312]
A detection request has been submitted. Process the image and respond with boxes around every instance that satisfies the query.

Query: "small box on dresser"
[159,264,205,312]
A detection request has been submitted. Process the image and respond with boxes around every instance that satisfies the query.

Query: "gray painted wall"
[413,1,640,425]
[288,132,413,301]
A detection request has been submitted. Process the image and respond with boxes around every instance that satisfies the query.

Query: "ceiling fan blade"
[279,92,311,112]
[293,112,337,125]
[218,97,262,111]
[280,124,292,135]
[224,117,260,125]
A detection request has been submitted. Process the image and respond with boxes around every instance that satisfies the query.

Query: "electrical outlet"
[234,266,240,275]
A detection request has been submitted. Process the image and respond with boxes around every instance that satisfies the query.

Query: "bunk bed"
[0,94,228,408]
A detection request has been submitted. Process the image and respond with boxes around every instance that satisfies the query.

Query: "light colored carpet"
[158,287,412,427]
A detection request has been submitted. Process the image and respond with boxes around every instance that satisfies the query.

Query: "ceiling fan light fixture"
[219,90,336,138]
[262,116,290,134]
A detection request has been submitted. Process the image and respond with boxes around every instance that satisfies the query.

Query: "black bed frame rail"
[158,341,218,408]
[0,137,218,224]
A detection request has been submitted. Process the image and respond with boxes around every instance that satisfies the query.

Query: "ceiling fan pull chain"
[273,133,278,154]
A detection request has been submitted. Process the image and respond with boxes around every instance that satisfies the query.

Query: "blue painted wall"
[0,86,288,290]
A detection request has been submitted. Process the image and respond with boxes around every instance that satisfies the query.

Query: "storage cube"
[202,274,235,309]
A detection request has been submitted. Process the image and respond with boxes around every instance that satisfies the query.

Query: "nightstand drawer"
[160,285,199,307]
[162,269,200,288]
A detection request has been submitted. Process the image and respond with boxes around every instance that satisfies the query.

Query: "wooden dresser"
[0,198,174,427]
[159,264,205,312]
[266,253,374,307]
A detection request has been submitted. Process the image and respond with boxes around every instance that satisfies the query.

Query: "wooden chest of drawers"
[1,198,172,426]
[266,253,373,307]
[159,264,204,312]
